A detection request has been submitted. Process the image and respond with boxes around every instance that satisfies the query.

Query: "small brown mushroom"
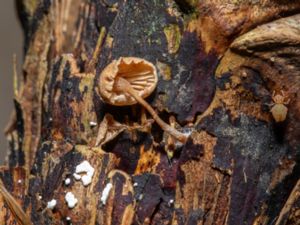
[99,57,187,143]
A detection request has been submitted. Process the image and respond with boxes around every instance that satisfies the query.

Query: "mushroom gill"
[99,57,158,106]
[99,57,188,143]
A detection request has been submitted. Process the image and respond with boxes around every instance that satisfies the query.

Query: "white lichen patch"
[47,199,57,210]
[168,199,175,207]
[81,175,92,186]
[65,192,78,209]
[65,178,71,185]
[138,194,143,201]
[66,217,72,225]
[76,160,95,177]
[100,183,113,205]
[89,121,97,127]
[73,173,81,180]
[73,160,95,186]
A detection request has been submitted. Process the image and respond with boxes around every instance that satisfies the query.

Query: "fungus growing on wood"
[46,199,57,210]
[65,192,78,209]
[99,57,188,143]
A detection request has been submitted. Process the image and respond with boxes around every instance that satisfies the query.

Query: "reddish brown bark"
[1,0,300,224]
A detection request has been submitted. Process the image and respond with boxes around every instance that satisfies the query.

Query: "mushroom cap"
[99,57,158,106]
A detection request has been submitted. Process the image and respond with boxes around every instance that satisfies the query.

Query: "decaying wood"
[0,179,32,225]
[1,0,300,224]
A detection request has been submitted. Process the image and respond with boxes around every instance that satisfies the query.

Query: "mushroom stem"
[115,77,188,143]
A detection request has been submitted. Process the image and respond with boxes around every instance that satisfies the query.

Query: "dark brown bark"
[1,0,300,224]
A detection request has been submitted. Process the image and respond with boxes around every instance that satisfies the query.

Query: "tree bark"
[1,0,300,224]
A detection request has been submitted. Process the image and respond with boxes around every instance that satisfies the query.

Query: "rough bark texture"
[1,0,300,224]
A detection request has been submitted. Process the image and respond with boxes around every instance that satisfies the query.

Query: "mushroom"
[99,57,187,143]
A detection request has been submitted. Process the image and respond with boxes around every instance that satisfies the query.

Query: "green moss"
[164,24,181,54]
[24,0,39,17]
[186,0,198,7]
